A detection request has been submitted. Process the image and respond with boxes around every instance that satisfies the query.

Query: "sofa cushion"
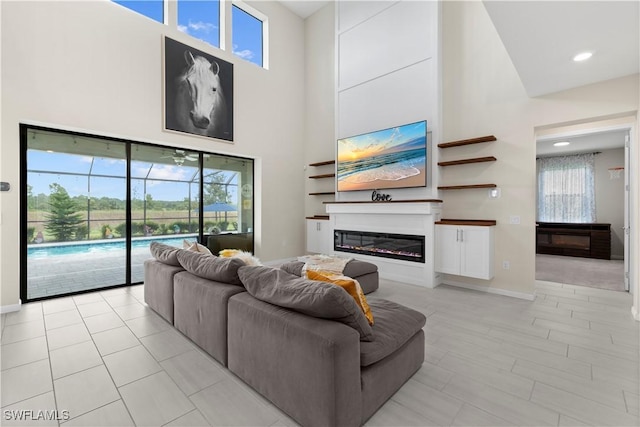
[343,260,378,278]
[238,266,374,341]
[176,249,244,286]
[280,261,304,277]
[305,270,374,326]
[149,242,182,267]
[281,259,378,279]
[359,299,426,366]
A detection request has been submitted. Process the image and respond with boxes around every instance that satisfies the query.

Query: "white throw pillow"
[182,239,213,255]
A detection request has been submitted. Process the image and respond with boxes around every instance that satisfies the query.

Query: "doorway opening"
[535,117,634,293]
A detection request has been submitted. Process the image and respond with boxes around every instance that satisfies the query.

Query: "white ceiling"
[279,0,329,19]
[537,129,628,157]
[483,1,640,97]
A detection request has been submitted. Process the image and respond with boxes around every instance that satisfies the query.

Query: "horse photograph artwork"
[164,37,233,141]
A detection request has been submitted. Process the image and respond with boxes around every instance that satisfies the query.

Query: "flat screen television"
[337,120,427,192]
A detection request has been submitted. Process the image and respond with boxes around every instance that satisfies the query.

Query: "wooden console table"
[536,222,611,260]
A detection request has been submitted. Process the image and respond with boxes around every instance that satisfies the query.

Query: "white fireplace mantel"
[324,200,443,288]
[325,200,442,216]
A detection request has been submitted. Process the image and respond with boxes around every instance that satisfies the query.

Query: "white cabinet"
[435,224,494,280]
[306,219,333,254]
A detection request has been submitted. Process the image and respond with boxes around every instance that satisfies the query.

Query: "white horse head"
[181,51,223,130]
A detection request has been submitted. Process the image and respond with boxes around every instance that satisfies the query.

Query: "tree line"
[29,181,235,243]
[28,185,194,212]
[27,177,233,213]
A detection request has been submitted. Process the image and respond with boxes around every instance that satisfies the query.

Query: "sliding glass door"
[130,144,201,282]
[25,129,127,299]
[22,125,254,302]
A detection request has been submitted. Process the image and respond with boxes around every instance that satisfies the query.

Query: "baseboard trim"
[1,300,22,314]
[440,280,536,301]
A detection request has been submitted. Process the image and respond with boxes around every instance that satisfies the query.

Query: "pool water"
[28,236,195,258]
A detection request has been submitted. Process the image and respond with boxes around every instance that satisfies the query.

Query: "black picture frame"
[164,36,234,142]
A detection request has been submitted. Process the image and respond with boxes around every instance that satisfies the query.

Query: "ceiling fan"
[161,149,199,166]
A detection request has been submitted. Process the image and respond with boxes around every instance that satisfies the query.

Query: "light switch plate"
[509,215,521,225]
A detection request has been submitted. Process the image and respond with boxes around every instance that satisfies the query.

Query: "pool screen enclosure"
[21,124,254,302]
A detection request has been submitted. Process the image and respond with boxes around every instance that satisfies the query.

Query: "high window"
[178,0,221,48]
[537,153,596,223]
[112,0,164,23]
[232,2,267,68]
[111,0,269,69]
[22,125,254,302]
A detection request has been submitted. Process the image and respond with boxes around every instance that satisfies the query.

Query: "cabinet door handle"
[460,229,464,242]
[317,222,321,231]
[456,229,460,242]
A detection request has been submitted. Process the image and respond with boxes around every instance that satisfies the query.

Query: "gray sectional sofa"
[144,243,425,427]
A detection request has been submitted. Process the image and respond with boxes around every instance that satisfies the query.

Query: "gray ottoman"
[280,259,379,294]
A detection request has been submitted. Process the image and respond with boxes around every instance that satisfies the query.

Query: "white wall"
[595,148,626,258]
[0,0,306,307]
[442,1,639,297]
[304,3,336,218]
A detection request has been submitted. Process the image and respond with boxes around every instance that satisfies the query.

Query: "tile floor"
[1,279,639,426]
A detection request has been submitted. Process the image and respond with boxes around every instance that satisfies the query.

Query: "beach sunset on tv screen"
[337,121,427,192]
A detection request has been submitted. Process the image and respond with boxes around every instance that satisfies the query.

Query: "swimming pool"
[27,235,197,258]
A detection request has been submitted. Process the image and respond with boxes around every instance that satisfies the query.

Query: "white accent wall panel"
[338,59,434,139]
[338,1,436,91]
[337,1,397,33]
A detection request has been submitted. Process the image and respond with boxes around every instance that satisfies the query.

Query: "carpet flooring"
[535,254,626,292]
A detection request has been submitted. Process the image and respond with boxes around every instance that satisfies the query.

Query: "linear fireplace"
[334,229,425,263]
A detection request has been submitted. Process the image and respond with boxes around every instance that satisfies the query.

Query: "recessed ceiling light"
[573,52,593,62]
[554,141,570,147]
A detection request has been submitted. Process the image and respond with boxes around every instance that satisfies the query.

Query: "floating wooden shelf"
[438,184,497,190]
[307,160,335,221]
[438,135,497,149]
[309,173,335,179]
[306,215,330,220]
[436,219,497,226]
[309,192,335,196]
[438,156,497,167]
[309,160,335,167]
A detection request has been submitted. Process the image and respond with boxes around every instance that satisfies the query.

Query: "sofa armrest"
[227,292,363,427]
[144,259,184,324]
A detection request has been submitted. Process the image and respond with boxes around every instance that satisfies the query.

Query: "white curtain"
[537,153,596,223]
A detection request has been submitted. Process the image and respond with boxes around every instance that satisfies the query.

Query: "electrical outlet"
[509,215,521,225]
[502,260,510,270]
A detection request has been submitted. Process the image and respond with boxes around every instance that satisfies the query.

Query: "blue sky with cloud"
[113,1,262,66]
